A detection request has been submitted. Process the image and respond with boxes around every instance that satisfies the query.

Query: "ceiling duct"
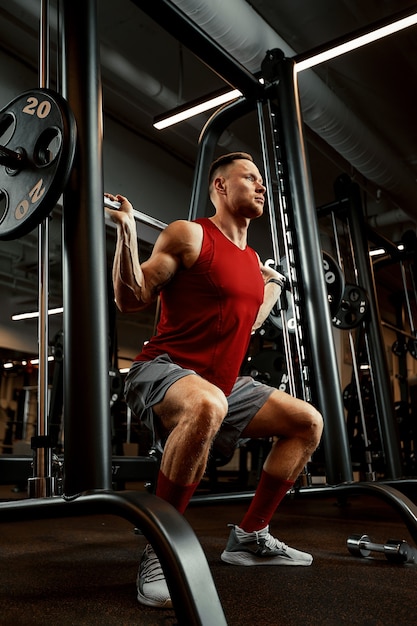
[169,0,416,218]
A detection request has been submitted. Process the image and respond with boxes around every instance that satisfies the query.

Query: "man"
[106,152,323,609]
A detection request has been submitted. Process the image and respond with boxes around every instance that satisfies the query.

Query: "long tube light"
[12,307,63,321]
[295,11,417,72]
[153,10,417,130]
[153,88,242,130]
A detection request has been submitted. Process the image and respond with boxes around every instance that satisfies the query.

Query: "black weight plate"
[407,337,417,360]
[242,349,289,391]
[269,251,344,333]
[0,88,76,240]
[268,255,295,332]
[322,251,345,317]
[332,284,369,329]
[392,339,408,357]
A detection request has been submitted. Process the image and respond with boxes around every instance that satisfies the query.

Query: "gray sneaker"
[221,524,313,566]
[137,544,172,608]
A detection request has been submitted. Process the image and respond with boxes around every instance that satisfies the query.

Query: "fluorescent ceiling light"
[369,248,386,257]
[153,11,417,129]
[295,12,417,72]
[369,243,405,258]
[12,306,63,321]
[153,88,242,130]
[30,356,55,365]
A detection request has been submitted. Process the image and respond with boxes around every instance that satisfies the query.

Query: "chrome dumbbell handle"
[347,533,417,563]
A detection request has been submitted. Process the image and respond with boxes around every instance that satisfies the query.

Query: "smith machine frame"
[1,1,417,621]
[136,1,417,536]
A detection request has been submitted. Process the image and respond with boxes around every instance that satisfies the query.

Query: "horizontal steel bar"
[104,196,167,231]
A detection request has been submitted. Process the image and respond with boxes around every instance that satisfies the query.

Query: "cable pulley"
[0,88,76,240]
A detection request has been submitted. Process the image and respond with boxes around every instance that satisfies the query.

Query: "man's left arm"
[252,264,287,332]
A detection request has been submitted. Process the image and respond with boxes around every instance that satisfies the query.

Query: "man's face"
[219,159,266,220]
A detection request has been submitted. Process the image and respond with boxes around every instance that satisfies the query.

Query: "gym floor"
[0,481,416,625]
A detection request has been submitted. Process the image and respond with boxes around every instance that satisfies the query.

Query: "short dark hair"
[208,152,254,185]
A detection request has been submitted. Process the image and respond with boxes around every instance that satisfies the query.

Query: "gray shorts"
[124,353,275,458]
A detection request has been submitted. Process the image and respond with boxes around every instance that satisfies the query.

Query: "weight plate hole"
[0,190,9,223]
[34,127,62,167]
[0,113,16,146]
[345,313,357,325]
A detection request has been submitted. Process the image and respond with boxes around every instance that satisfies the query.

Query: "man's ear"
[214,176,226,195]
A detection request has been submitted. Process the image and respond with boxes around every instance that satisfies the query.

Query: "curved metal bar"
[189,96,257,220]
[346,483,417,543]
[191,480,417,546]
[0,490,227,626]
[292,481,417,544]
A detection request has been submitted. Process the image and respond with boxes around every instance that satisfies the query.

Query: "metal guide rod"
[270,100,310,402]
[399,261,415,334]
[104,196,167,230]
[256,101,297,398]
[29,0,54,498]
[347,331,375,481]
[335,175,402,479]
[256,102,281,265]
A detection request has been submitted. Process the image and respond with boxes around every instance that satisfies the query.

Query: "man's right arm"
[111,210,146,312]
[105,194,201,313]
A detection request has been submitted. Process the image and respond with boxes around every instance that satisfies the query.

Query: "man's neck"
[209,214,249,249]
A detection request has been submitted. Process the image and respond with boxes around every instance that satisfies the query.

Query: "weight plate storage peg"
[0,89,76,240]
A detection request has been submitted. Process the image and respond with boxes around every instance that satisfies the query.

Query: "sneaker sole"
[221,550,313,566]
[137,590,173,608]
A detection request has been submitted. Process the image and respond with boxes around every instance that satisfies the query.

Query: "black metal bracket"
[0,490,227,626]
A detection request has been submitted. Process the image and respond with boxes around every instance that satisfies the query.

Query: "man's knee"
[192,387,228,437]
[302,405,323,447]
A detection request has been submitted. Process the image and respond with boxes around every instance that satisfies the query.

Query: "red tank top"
[136,218,264,396]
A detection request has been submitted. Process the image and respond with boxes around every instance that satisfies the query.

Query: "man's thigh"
[153,373,227,431]
[241,389,316,439]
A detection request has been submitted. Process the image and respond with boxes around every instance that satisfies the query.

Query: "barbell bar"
[104,196,167,231]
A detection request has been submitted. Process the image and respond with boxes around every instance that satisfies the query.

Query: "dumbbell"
[347,533,417,564]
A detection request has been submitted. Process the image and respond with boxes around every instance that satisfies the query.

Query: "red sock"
[155,470,199,514]
[239,470,294,532]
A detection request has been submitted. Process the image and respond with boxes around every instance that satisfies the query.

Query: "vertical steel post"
[61,0,112,495]
[335,175,403,479]
[274,55,352,484]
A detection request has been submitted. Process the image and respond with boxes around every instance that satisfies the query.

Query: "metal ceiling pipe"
[368,207,413,228]
[169,0,416,214]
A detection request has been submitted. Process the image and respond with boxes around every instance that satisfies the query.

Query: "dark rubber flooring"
[0,482,416,625]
